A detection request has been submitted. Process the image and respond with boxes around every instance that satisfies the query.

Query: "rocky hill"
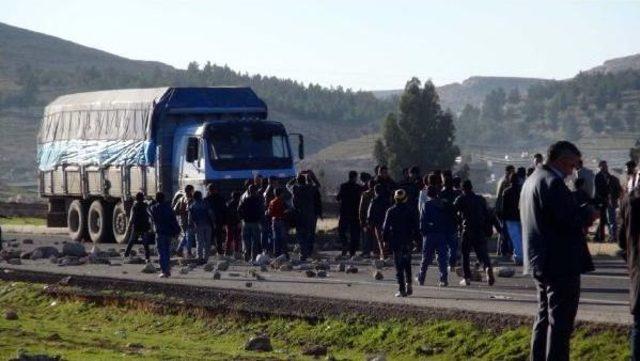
[587,53,640,74]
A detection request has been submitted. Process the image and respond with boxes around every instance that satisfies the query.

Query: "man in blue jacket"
[149,192,181,278]
[520,141,597,361]
[417,185,449,287]
[383,189,418,297]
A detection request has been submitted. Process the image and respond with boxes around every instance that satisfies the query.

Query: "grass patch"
[0,281,630,360]
[0,216,46,226]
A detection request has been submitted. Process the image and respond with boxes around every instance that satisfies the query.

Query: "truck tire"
[112,202,128,244]
[67,200,88,242]
[88,200,113,243]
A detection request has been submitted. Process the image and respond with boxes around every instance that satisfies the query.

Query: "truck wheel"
[67,200,88,242]
[112,202,128,244]
[88,200,113,243]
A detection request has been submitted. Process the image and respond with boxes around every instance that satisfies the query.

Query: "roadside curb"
[2,225,67,235]
[0,267,628,333]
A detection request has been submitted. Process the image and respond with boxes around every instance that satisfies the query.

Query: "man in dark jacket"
[618,185,640,359]
[496,165,515,258]
[454,180,495,287]
[368,183,391,259]
[520,141,597,361]
[383,189,418,297]
[595,160,621,242]
[238,185,265,262]
[374,166,397,200]
[124,192,153,262]
[204,184,227,256]
[500,172,523,265]
[149,192,180,277]
[439,174,462,268]
[417,185,448,286]
[337,171,362,258]
[287,170,321,261]
[359,179,376,258]
[225,191,242,257]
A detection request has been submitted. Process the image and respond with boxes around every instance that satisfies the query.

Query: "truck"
[37,87,303,243]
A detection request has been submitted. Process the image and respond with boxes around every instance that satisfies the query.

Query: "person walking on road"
[225,191,242,258]
[124,192,153,262]
[204,184,227,256]
[417,185,449,287]
[238,185,264,262]
[595,160,622,243]
[499,172,524,265]
[359,179,376,258]
[520,141,597,361]
[188,191,215,264]
[174,185,195,257]
[495,165,515,258]
[618,182,640,360]
[148,192,181,278]
[368,183,391,260]
[454,180,495,287]
[268,187,289,257]
[287,170,321,261]
[337,171,362,258]
[383,189,417,297]
[439,174,462,268]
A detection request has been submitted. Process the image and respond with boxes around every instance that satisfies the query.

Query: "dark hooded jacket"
[382,202,417,253]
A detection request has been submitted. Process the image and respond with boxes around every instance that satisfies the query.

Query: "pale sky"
[1,0,639,90]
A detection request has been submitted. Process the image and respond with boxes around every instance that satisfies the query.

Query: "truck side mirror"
[186,137,199,163]
[298,134,304,160]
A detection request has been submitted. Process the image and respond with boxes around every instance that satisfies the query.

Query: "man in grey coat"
[520,141,598,361]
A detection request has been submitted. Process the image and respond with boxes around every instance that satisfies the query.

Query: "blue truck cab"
[37,87,303,243]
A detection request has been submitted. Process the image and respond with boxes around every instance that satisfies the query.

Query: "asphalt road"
[1,232,632,326]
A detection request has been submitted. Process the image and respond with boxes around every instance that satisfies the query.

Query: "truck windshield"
[207,123,292,170]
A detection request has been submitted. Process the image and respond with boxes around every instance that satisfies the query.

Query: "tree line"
[1,61,396,126]
[456,69,640,146]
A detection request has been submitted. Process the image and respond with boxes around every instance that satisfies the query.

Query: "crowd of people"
[106,140,640,361]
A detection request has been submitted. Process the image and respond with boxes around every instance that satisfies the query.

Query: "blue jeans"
[242,222,261,261]
[444,230,459,267]
[155,234,172,275]
[505,221,523,264]
[194,226,212,263]
[418,233,448,283]
[176,227,194,255]
[632,313,640,361]
[272,219,288,257]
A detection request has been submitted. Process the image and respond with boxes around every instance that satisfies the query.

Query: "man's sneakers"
[459,278,471,286]
[438,280,448,287]
[405,283,413,296]
[416,274,425,286]
[395,290,407,297]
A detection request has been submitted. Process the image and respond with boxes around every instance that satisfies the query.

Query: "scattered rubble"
[244,334,272,352]
[373,271,384,280]
[7,258,21,265]
[301,345,327,357]
[317,270,327,278]
[62,243,87,257]
[495,267,516,278]
[212,271,221,280]
[216,260,230,271]
[345,265,358,274]
[29,247,60,260]
[141,263,157,274]
[4,310,18,320]
[22,239,34,244]
[305,270,317,278]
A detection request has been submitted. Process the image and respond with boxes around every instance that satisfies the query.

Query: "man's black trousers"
[531,275,580,361]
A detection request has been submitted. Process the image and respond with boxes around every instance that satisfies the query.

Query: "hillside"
[372,76,549,113]
[0,22,393,192]
[587,53,640,74]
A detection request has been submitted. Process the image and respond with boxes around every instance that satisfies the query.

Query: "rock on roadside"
[5,310,18,320]
[244,334,272,352]
[62,243,87,257]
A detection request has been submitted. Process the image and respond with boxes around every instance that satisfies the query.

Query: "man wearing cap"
[382,189,418,297]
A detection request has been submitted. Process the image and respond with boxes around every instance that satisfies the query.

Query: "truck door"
[179,136,205,192]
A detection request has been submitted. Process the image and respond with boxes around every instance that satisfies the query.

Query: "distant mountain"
[587,53,640,74]
[373,76,550,113]
[0,22,173,77]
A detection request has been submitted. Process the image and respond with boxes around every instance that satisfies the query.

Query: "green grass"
[0,216,46,226]
[0,281,630,361]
